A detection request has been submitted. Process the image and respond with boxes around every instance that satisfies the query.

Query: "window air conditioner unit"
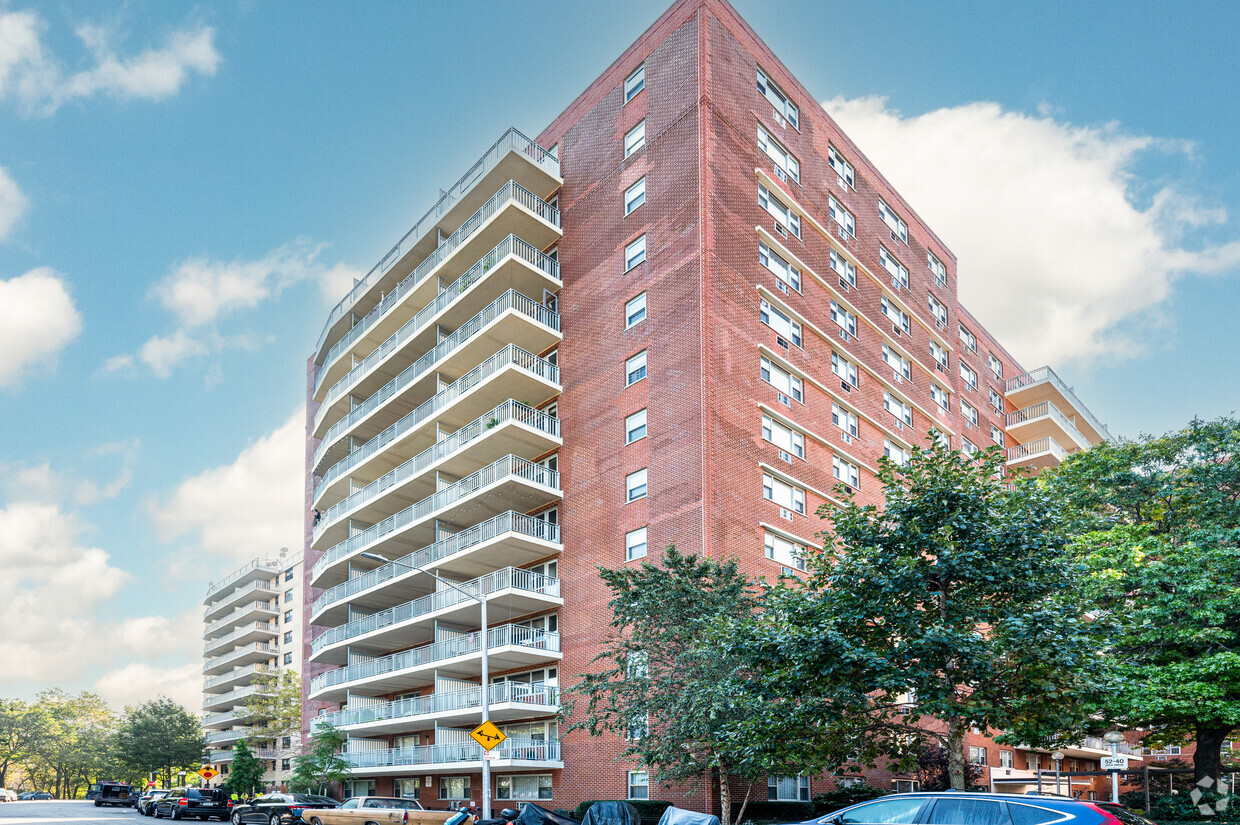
[842,432,853,444]
[774,223,787,237]
[774,166,787,182]
[936,363,947,373]
[839,278,850,291]
[891,230,900,243]
[780,507,793,521]
[895,420,905,430]
[837,226,846,240]
[776,280,789,294]
[776,336,789,350]
[840,380,852,393]
[774,111,786,128]
[893,373,903,384]
[779,450,791,463]
[892,324,902,336]
[837,175,846,189]
[777,392,791,407]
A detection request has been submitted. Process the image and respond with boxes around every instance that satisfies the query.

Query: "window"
[627,771,649,800]
[884,440,911,466]
[281,759,291,771]
[880,246,909,289]
[760,299,802,347]
[962,401,979,428]
[284,569,294,582]
[626,469,648,502]
[759,184,801,238]
[624,121,646,157]
[394,779,421,800]
[833,456,860,488]
[930,340,948,372]
[764,531,806,571]
[768,776,810,801]
[831,351,858,388]
[927,251,947,287]
[625,351,647,385]
[760,356,803,403]
[828,144,854,188]
[878,199,909,243]
[959,323,977,352]
[284,610,293,623]
[497,774,553,801]
[625,527,648,561]
[625,292,647,328]
[969,746,988,765]
[960,362,978,390]
[830,249,856,288]
[625,409,648,444]
[283,652,292,665]
[1025,754,1039,772]
[931,383,950,413]
[884,392,913,426]
[828,195,855,237]
[991,425,1005,446]
[283,737,292,748]
[892,780,920,794]
[962,438,978,456]
[624,64,645,103]
[832,404,859,437]
[284,632,293,645]
[762,414,805,458]
[882,296,911,335]
[988,353,1003,380]
[1000,750,1014,768]
[625,235,647,270]
[762,472,805,514]
[830,300,857,337]
[989,389,1003,413]
[928,295,948,328]
[756,67,798,128]
[439,777,470,801]
[759,241,801,292]
[838,798,925,825]
[758,125,800,183]
[284,589,293,603]
[624,177,646,215]
[882,344,912,381]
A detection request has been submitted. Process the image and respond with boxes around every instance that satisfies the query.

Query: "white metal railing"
[203,663,272,692]
[310,623,560,694]
[202,709,251,726]
[313,511,560,611]
[210,747,278,762]
[343,738,560,770]
[315,343,558,482]
[204,600,278,638]
[1005,366,1111,441]
[204,557,283,602]
[314,289,560,433]
[203,621,278,656]
[205,727,252,744]
[1081,737,1138,755]
[318,682,558,729]
[315,128,559,359]
[311,567,559,654]
[314,401,559,538]
[202,642,280,674]
[203,580,278,619]
[1006,437,1067,464]
[1006,401,1091,449]
[312,455,559,575]
[202,684,268,710]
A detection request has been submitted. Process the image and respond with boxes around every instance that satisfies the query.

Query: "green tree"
[0,699,49,789]
[288,725,351,796]
[240,669,302,765]
[30,690,117,799]
[1048,416,1240,784]
[223,740,265,797]
[114,697,207,789]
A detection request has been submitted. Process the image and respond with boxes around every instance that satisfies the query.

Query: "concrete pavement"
[0,800,146,825]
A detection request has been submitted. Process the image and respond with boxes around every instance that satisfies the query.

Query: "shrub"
[730,801,813,823]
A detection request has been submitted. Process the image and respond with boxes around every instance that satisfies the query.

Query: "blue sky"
[0,0,1236,709]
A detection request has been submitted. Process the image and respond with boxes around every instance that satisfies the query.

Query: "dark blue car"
[794,792,1156,825]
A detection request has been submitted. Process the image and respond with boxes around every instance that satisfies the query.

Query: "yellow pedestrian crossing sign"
[470,721,506,750]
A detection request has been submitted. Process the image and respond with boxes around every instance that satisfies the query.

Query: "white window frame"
[884,440,911,466]
[928,295,948,328]
[627,771,649,800]
[760,299,802,347]
[880,246,909,290]
[625,292,647,329]
[893,780,920,794]
[624,121,646,157]
[625,409,648,444]
[962,438,979,456]
[988,353,1003,380]
[756,67,798,129]
[626,468,648,502]
[762,414,805,459]
[496,774,553,802]
[760,356,803,403]
[992,425,1005,447]
[930,340,949,372]
[759,241,801,292]
[767,776,810,802]
[625,351,647,386]
[962,400,979,428]
[758,125,800,183]
[969,746,988,766]
[884,391,913,426]
[881,296,911,334]
[882,344,912,381]
[438,777,471,801]
[931,383,950,413]
[764,531,806,571]
[830,300,857,337]
[624,177,646,215]
[1000,750,1014,768]
[625,527,648,561]
[763,472,805,514]
[828,195,855,237]
[828,144,854,188]
[878,199,909,244]
[830,249,856,288]
[832,403,859,437]
[959,322,977,353]
[960,362,978,390]
[624,64,645,103]
[759,184,801,238]
[927,251,947,287]
[832,455,860,488]
[989,389,1003,412]
[831,351,858,388]
[625,235,647,271]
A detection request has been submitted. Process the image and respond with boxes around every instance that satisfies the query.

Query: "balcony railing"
[315,401,559,537]
[310,623,560,694]
[204,558,282,602]
[312,455,560,575]
[315,343,558,483]
[203,581,278,619]
[1006,401,1091,449]
[205,728,252,744]
[313,511,560,611]
[315,128,560,359]
[203,663,272,692]
[202,684,269,711]
[343,739,560,770]
[203,709,252,727]
[318,682,558,729]
[315,289,560,434]
[311,567,559,655]
[203,621,279,656]
[1006,437,1067,465]
[203,642,280,674]
[205,600,278,638]
[1005,366,1111,442]
[211,747,278,762]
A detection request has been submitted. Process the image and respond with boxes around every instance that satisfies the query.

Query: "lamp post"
[358,553,492,818]
[1104,731,1126,803]
[1051,752,1065,797]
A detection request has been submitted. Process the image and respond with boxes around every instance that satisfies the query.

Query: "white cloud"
[0,268,82,388]
[0,9,219,116]
[822,96,1240,367]
[94,662,202,712]
[149,410,305,564]
[0,165,28,239]
[138,329,208,378]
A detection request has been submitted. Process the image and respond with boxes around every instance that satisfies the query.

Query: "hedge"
[730,801,814,823]
[571,800,675,824]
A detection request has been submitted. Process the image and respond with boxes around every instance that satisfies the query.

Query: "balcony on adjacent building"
[202,708,257,730]
[202,684,269,713]
[341,739,562,777]
[317,682,558,737]
[203,663,273,693]
[203,580,279,622]
[205,727,253,746]
[1006,367,1110,445]
[210,747,278,764]
[203,621,279,657]
[203,642,280,676]
[1007,437,1068,471]
[204,600,279,639]
[203,558,283,605]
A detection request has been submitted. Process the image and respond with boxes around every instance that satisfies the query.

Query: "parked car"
[30,792,53,800]
[138,790,172,816]
[89,782,134,806]
[153,788,234,821]
[796,792,1158,825]
[0,788,14,802]
[230,793,340,825]
[298,797,460,825]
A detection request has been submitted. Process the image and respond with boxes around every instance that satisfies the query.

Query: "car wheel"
[172,808,182,821]
[95,801,102,808]
[232,813,243,825]
[269,812,284,825]
[310,818,323,825]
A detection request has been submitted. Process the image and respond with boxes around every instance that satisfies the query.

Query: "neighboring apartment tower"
[203,549,304,790]
[301,0,1109,811]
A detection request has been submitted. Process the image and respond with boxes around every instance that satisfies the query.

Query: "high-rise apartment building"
[301,0,1109,811]
[203,549,304,789]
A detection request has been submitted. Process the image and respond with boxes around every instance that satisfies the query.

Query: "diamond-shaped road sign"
[470,721,507,751]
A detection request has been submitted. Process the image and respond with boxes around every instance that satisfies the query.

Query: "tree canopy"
[288,724,351,796]
[114,697,207,789]
[222,740,265,796]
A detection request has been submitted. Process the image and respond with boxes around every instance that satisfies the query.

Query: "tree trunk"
[1193,725,1233,784]
[734,782,754,825]
[718,767,732,825]
[947,716,968,790]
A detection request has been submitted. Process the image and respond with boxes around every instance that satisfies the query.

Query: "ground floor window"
[628,771,649,800]
[836,777,865,788]
[768,776,809,801]
[496,774,552,801]
[346,780,376,799]
[440,777,470,801]
[969,746,988,765]
[394,779,420,799]
[892,780,920,794]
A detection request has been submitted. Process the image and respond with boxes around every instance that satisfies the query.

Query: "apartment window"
[625,409,648,444]
[963,438,978,456]
[759,184,801,238]
[762,414,805,458]
[284,610,293,623]
[760,299,802,347]
[833,456,860,489]
[991,425,1005,446]
[624,121,646,157]
[625,292,647,328]
[931,383,950,413]
[989,389,1003,412]
[988,353,1003,380]
[284,632,293,645]
[828,195,855,237]
[762,472,806,514]
[962,400,979,428]
[832,404,859,437]
[284,589,293,603]
[881,296,911,334]
[625,351,647,386]
[927,251,947,287]
[627,771,649,800]
[959,323,977,352]
[624,177,646,215]
[928,295,948,328]
[768,776,810,802]
[624,64,645,103]
[625,235,647,271]
[880,246,909,290]
[969,747,988,766]
[756,67,798,128]
[884,440,911,466]
[759,241,801,292]
[497,774,553,801]
[281,759,291,771]
[930,340,948,372]
[830,249,856,288]
[830,300,857,337]
[760,356,803,403]
[764,531,807,571]
[893,780,920,794]
[878,199,909,244]
[884,392,913,427]
[882,344,912,381]
[960,362,978,390]
[831,351,858,388]
[284,569,294,582]
[626,469,648,502]
[828,144,855,188]
[439,777,470,801]
[283,652,292,665]
[625,527,648,561]
[1000,751,1014,768]
[758,125,800,183]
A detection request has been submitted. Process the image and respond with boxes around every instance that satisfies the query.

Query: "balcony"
[210,747,278,764]
[204,558,283,605]
[312,511,560,624]
[308,623,560,702]
[310,566,561,664]
[202,684,269,713]
[311,455,560,589]
[1006,400,1094,453]
[204,600,279,639]
[318,682,558,736]
[314,128,561,366]
[312,290,561,441]
[343,739,561,777]
[203,642,280,676]
[313,401,560,547]
[1006,367,1110,444]
[203,580,278,622]
[203,708,256,730]
[203,621,279,657]
[203,663,273,693]
[205,727,253,746]
[1007,437,1068,471]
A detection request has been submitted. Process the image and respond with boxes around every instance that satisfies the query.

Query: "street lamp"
[1051,752,1065,797]
[358,552,493,818]
[1104,731,1126,804]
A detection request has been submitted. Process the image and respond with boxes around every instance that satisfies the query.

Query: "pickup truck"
[301,799,464,825]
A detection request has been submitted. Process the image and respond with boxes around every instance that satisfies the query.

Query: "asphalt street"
[0,800,151,825]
